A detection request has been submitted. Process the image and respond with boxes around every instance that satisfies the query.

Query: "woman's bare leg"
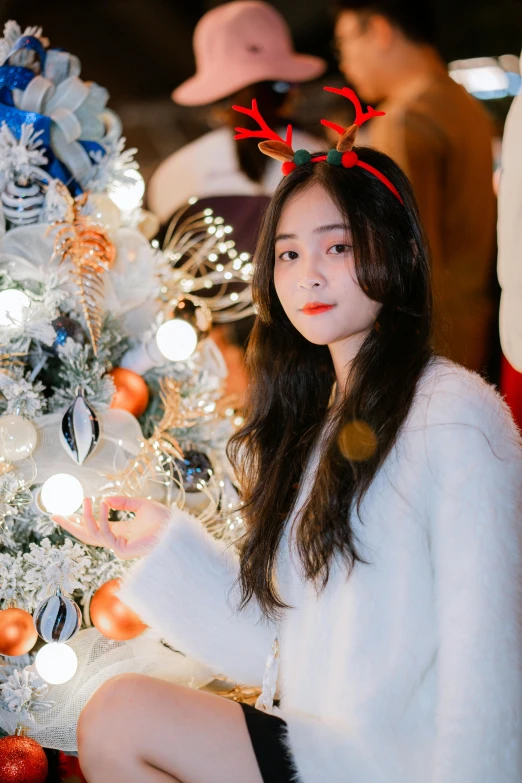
[77,673,265,783]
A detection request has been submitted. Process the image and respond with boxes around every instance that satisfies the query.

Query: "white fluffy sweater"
[120,359,522,783]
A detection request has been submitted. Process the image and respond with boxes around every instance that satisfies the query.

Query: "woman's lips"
[301,303,335,316]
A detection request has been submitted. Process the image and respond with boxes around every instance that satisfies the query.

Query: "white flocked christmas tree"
[0,20,254,752]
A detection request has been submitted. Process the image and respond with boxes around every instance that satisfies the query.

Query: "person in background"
[148,0,326,225]
[498,48,522,428]
[149,0,326,407]
[334,0,497,373]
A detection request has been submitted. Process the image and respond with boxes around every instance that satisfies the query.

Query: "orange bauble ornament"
[109,367,149,417]
[90,579,147,641]
[0,608,38,657]
[0,732,48,783]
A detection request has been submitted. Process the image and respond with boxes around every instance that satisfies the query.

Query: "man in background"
[334,0,496,372]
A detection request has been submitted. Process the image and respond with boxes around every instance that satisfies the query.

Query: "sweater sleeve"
[426,375,522,782]
[118,507,275,685]
[272,372,522,783]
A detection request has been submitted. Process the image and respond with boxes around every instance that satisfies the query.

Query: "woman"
[55,117,522,782]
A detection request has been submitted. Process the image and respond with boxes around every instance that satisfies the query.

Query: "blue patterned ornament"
[34,587,82,644]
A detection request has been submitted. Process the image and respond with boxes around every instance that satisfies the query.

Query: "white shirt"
[147,126,323,223]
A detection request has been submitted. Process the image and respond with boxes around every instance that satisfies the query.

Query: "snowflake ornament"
[41,179,71,224]
[0,552,26,609]
[0,666,53,720]
[86,136,138,195]
[23,537,91,602]
[0,371,45,418]
[0,123,48,190]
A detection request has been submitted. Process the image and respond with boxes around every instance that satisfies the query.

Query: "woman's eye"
[328,244,352,255]
[278,250,299,261]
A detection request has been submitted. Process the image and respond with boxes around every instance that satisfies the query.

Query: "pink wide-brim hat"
[173,0,327,106]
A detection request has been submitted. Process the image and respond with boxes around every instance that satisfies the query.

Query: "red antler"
[233,99,293,146]
[321,86,385,133]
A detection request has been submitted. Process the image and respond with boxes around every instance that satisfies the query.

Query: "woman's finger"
[52,514,91,544]
[104,496,146,513]
[99,501,118,550]
[83,498,102,543]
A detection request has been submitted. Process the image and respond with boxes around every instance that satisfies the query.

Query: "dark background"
[1,0,521,179]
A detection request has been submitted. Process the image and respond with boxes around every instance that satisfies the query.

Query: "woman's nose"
[299,278,321,290]
[297,255,324,290]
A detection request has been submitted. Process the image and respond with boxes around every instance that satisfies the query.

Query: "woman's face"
[273,183,381,348]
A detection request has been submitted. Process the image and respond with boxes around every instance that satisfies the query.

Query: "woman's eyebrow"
[275,224,350,243]
[313,223,350,234]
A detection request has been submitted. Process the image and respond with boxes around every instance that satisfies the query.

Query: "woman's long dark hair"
[227,147,433,617]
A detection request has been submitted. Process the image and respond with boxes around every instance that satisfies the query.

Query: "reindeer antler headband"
[233,86,403,205]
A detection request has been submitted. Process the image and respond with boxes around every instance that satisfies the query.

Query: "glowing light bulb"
[107,169,145,213]
[0,289,30,327]
[40,474,84,516]
[35,643,78,684]
[155,319,198,362]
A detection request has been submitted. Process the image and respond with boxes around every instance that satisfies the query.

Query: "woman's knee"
[77,674,148,759]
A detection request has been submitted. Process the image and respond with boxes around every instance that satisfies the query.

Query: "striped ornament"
[34,589,82,644]
[1,180,44,226]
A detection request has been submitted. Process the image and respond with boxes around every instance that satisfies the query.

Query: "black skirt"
[240,702,297,783]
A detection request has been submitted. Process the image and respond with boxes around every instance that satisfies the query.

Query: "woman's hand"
[52,496,172,560]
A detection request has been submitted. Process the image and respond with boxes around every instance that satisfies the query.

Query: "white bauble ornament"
[88,193,121,233]
[0,414,37,462]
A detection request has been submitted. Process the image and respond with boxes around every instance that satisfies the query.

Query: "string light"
[35,643,78,684]
[155,319,198,362]
[107,169,145,212]
[40,474,84,516]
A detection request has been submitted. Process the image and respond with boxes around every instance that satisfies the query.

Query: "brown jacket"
[370,74,496,371]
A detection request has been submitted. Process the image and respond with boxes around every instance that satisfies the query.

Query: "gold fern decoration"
[149,377,207,459]
[47,184,116,356]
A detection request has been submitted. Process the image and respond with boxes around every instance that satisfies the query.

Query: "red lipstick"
[301,302,335,316]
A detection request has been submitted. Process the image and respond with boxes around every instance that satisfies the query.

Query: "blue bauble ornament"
[174,450,213,493]
[51,316,85,353]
